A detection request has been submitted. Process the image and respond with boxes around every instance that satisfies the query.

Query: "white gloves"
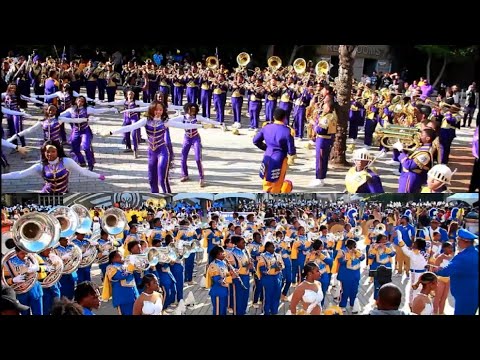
[45,265,55,272]
[27,263,39,273]
[100,130,111,137]
[90,241,98,246]
[12,274,26,283]
[392,141,404,152]
[61,253,72,260]
[102,251,110,256]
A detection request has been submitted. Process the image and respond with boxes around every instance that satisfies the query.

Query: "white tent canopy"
[213,193,257,201]
[446,193,479,205]
[172,193,214,202]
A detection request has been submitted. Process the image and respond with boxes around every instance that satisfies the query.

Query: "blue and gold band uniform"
[72,236,92,283]
[203,227,223,254]
[257,252,284,315]
[155,257,177,309]
[206,259,232,315]
[54,244,78,300]
[368,243,395,300]
[39,253,61,315]
[247,241,264,306]
[3,253,46,315]
[277,239,292,298]
[337,248,365,308]
[102,262,139,315]
[229,246,251,315]
[291,236,312,285]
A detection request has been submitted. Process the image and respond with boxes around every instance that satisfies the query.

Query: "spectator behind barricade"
[369,283,409,315]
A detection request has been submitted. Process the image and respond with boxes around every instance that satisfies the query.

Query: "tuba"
[48,206,79,241]
[374,223,387,235]
[54,243,82,274]
[315,60,329,76]
[1,250,39,294]
[96,235,115,265]
[101,208,127,235]
[237,52,250,70]
[12,212,61,253]
[40,251,64,289]
[206,56,219,70]
[70,204,93,235]
[293,58,306,74]
[78,230,99,268]
[267,56,282,71]
[124,253,150,272]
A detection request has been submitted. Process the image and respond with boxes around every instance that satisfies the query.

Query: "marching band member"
[395,127,436,193]
[398,237,428,306]
[275,230,292,301]
[104,62,121,102]
[97,230,113,281]
[72,231,95,283]
[431,242,453,314]
[249,232,264,309]
[253,108,296,193]
[393,215,415,277]
[291,226,311,285]
[38,247,61,315]
[364,92,379,147]
[59,96,117,171]
[247,78,265,130]
[55,237,78,300]
[345,148,384,193]
[311,101,337,187]
[434,229,478,315]
[1,140,105,194]
[368,234,396,300]
[2,246,45,315]
[421,164,454,193]
[132,274,163,315]
[169,102,219,187]
[229,236,252,315]
[337,239,365,313]
[469,125,479,192]
[256,242,284,315]
[102,250,139,315]
[10,104,99,146]
[126,240,146,291]
[104,102,201,193]
[292,83,313,139]
[206,246,233,315]
[422,218,448,242]
[306,239,332,306]
[100,90,149,157]
[74,281,101,315]
[2,84,28,146]
[278,79,295,124]
[199,69,214,119]
[203,220,223,254]
[230,73,245,127]
[411,272,437,315]
[152,236,177,310]
[348,95,364,141]
[289,262,323,315]
[212,74,228,126]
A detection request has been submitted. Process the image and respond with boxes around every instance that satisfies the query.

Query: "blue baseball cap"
[458,228,478,241]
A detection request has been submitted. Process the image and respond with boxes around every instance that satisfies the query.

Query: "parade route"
[91,249,455,316]
[1,97,476,194]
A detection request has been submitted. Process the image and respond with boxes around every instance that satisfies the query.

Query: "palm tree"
[332,45,357,166]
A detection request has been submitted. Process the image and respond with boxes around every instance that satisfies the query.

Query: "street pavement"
[1,92,476,193]
[92,248,455,316]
